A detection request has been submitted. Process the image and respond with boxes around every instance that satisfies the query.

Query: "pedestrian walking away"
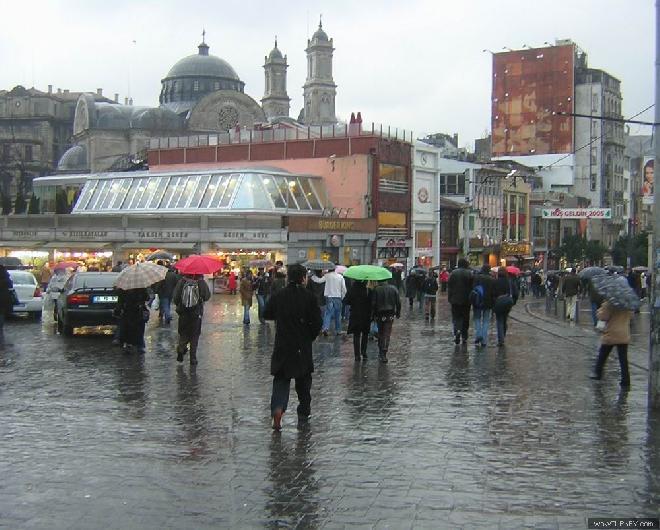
[0,264,14,343]
[447,258,473,345]
[240,271,254,325]
[371,278,401,363]
[470,264,495,347]
[228,270,237,295]
[343,280,372,361]
[264,264,322,431]
[311,268,347,336]
[562,268,581,321]
[421,272,438,320]
[173,273,211,366]
[404,272,418,308]
[492,269,517,346]
[307,270,326,320]
[154,262,180,324]
[117,287,150,354]
[439,267,449,293]
[254,269,272,324]
[590,301,632,387]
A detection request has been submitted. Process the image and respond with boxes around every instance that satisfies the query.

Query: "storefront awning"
[212,242,286,250]
[42,242,111,249]
[119,242,195,250]
[0,241,46,248]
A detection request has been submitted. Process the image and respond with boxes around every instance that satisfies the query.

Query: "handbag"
[141,305,150,323]
[9,288,19,306]
[494,293,514,314]
[595,320,607,332]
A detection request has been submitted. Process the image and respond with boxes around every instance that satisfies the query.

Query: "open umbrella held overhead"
[302,259,335,271]
[591,274,641,311]
[174,255,223,275]
[146,250,174,262]
[343,265,392,281]
[115,262,168,290]
[579,266,606,280]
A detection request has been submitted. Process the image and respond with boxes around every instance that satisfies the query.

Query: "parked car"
[8,270,43,320]
[55,272,120,336]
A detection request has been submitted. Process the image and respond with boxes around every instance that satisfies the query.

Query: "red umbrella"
[53,261,80,271]
[506,265,521,276]
[174,255,223,275]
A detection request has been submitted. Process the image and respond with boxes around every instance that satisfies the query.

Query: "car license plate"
[93,296,118,303]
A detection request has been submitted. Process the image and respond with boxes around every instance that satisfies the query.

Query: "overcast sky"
[0,0,654,148]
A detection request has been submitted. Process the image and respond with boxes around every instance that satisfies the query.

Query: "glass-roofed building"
[71,169,327,215]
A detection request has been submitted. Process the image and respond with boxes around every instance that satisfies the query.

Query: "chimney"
[114,93,119,103]
[57,88,62,94]
[453,133,459,147]
[124,97,129,105]
[48,84,52,94]
[96,88,103,96]
[63,89,69,94]
[128,97,133,106]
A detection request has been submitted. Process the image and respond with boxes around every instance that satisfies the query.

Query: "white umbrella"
[115,262,167,290]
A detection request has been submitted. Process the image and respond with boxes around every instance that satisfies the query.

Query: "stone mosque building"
[58,21,338,173]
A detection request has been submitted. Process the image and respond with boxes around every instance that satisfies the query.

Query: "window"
[214,81,220,90]
[193,80,199,91]
[24,145,33,161]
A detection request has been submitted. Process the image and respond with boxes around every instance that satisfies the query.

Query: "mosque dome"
[160,40,245,115]
[311,23,329,43]
[268,40,283,61]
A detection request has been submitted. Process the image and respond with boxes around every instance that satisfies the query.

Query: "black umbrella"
[410,266,427,276]
[146,250,174,262]
[302,259,335,270]
[0,256,23,268]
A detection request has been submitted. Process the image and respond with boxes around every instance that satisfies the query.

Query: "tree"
[558,234,585,265]
[612,232,649,267]
[584,240,607,265]
[13,189,26,214]
[0,190,11,215]
[27,194,40,214]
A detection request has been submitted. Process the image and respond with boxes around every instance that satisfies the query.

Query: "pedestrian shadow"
[265,427,319,528]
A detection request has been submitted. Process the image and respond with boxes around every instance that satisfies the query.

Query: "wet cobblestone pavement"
[1,294,658,529]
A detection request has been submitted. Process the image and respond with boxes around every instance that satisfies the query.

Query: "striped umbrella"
[115,262,167,290]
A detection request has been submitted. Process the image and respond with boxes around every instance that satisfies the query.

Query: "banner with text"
[541,208,611,219]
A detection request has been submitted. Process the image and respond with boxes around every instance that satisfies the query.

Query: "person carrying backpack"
[173,273,211,366]
[470,265,495,347]
[447,258,474,345]
[422,272,439,320]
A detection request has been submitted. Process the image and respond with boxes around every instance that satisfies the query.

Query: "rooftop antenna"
[202,28,206,43]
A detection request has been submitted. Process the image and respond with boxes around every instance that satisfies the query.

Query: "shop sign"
[9,230,49,240]
[541,208,611,219]
[134,231,190,239]
[415,247,432,256]
[384,238,407,248]
[288,216,378,233]
[501,242,531,255]
[212,230,284,242]
[60,230,109,239]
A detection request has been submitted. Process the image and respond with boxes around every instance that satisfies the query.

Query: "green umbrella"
[343,265,392,281]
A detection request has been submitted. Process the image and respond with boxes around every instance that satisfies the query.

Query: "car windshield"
[10,272,37,285]
[73,273,118,289]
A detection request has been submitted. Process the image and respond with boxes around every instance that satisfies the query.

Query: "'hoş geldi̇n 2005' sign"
[541,208,612,219]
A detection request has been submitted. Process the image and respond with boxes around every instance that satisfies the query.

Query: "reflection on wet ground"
[0,295,658,529]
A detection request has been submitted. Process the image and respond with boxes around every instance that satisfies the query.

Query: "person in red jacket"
[228,271,237,295]
[439,267,449,293]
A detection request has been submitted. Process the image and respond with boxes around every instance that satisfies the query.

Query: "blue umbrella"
[578,266,606,280]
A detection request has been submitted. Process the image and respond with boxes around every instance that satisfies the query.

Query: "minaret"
[302,18,337,125]
[262,38,290,119]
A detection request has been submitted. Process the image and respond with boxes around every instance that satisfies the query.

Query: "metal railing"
[379,179,408,194]
[149,122,415,150]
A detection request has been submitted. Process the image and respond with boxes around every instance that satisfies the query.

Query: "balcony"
[379,179,408,194]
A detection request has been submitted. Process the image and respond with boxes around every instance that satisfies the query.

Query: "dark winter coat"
[0,266,14,316]
[173,277,211,317]
[493,276,519,304]
[343,281,372,334]
[473,273,496,309]
[448,267,473,306]
[156,269,181,299]
[562,274,581,297]
[307,274,325,307]
[264,282,322,379]
[371,283,401,317]
[421,276,439,296]
[117,288,150,346]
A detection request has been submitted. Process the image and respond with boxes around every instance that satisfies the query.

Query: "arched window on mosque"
[193,80,199,92]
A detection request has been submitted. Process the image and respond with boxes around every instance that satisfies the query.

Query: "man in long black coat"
[264,264,322,430]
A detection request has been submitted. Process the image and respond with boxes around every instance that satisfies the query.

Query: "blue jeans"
[473,307,491,345]
[257,294,267,322]
[496,312,509,344]
[591,302,599,326]
[243,305,250,324]
[159,296,171,322]
[323,297,342,332]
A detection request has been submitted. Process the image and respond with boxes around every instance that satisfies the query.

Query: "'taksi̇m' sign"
[541,208,612,219]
